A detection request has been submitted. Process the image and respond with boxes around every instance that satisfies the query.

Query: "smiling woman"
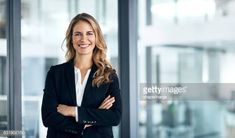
[20,0,119,137]
[41,13,122,138]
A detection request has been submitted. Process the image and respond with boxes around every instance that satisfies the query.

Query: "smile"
[78,44,90,48]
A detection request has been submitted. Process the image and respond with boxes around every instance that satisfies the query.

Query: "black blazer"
[41,59,122,138]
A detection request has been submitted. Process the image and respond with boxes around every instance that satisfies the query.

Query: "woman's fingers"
[99,96,110,109]
[102,95,111,104]
[104,103,113,109]
[100,97,114,108]
[99,95,111,108]
[102,99,114,109]
[99,96,115,109]
[99,95,114,108]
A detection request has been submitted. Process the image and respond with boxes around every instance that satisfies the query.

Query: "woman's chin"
[77,51,92,56]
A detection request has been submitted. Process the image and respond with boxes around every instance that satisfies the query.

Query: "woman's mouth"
[79,44,90,48]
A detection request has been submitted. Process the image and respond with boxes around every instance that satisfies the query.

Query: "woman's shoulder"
[49,60,72,72]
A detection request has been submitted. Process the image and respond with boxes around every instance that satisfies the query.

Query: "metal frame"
[118,0,138,137]
[6,0,22,137]
[146,47,153,138]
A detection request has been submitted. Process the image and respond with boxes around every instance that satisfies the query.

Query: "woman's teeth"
[79,44,89,48]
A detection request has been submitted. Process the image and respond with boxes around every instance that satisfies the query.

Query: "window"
[138,0,235,137]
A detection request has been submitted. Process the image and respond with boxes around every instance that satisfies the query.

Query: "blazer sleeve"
[41,66,83,134]
[77,73,122,126]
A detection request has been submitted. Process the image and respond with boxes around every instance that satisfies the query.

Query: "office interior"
[1,0,235,138]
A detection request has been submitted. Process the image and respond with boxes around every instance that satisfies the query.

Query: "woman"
[41,13,121,138]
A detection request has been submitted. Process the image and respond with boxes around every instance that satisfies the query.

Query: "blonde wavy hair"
[64,13,114,87]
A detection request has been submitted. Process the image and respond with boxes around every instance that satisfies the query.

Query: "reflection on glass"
[138,0,235,138]
[0,0,7,133]
[21,0,118,137]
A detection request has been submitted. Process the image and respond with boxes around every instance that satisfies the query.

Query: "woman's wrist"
[71,106,76,117]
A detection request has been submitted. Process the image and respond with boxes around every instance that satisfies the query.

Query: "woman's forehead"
[73,21,95,31]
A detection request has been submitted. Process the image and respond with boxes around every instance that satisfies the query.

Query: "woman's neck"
[74,55,93,70]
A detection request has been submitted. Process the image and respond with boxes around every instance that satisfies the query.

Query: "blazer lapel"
[81,64,97,107]
[65,59,77,105]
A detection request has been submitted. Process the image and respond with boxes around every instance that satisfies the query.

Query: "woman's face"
[72,20,96,56]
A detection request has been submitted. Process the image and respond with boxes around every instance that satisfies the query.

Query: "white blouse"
[74,66,91,121]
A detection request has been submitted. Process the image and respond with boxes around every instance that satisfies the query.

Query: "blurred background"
[1,0,235,138]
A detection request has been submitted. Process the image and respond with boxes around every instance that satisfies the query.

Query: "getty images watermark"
[140,83,235,101]
[0,130,25,136]
[140,83,187,100]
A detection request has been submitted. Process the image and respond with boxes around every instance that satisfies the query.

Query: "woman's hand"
[84,95,115,129]
[99,95,115,109]
[57,104,76,117]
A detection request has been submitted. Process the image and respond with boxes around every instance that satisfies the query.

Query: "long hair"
[64,13,114,87]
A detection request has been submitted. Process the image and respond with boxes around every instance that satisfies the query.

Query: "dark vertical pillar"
[6,0,22,137]
[118,0,138,137]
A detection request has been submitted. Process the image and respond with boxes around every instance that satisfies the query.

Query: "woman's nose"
[80,35,87,41]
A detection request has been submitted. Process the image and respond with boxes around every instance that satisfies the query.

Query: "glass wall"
[0,0,8,134]
[138,0,235,137]
[21,0,118,137]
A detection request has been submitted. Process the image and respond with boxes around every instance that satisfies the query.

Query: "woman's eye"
[87,32,94,36]
[73,33,81,36]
